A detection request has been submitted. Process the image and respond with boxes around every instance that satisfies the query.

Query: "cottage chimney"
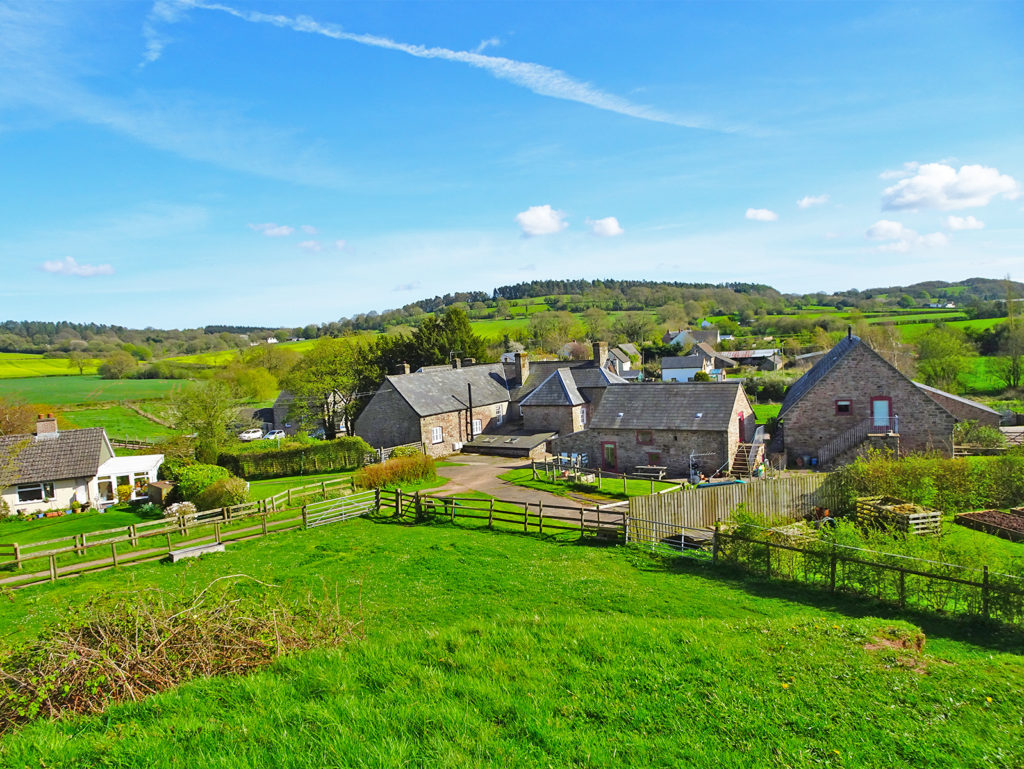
[847,326,852,340]
[35,413,58,436]
[396,361,410,375]
[593,341,608,368]
[515,351,530,386]
[452,357,462,369]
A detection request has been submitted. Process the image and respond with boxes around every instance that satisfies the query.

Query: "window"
[647,452,661,466]
[471,419,482,437]
[835,399,852,415]
[636,430,653,445]
[580,407,587,426]
[98,480,114,502]
[431,426,443,444]
[17,482,54,503]
[495,404,504,425]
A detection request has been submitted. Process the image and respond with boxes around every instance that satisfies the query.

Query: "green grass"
[752,402,781,422]
[0,375,186,405]
[498,467,677,501]
[247,470,360,501]
[1,516,1023,767]
[898,317,1008,343]
[941,514,1024,567]
[0,353,100,379]
[62,405,179,441]
[0,504,163,546]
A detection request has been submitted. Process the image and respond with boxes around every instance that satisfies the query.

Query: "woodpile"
[854,496,942,536]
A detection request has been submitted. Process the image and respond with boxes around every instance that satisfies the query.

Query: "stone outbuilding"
[551,382,756,479]
[778,332,958,467]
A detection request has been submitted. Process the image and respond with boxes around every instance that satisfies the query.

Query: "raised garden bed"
[854,496,942,536]
[955,509,1024,543]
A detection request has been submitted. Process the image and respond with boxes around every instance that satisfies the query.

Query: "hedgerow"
[355,455,435,489]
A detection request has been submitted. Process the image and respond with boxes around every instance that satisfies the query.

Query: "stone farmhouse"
[551,382,756,479]
[776,332,993,467]
[0,416,163,515]
[354,362,512,458]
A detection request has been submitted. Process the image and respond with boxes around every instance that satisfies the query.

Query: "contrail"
[147,0,728,132]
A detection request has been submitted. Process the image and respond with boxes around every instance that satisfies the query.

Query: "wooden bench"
[167,543,225,563]
[633,466,667,480]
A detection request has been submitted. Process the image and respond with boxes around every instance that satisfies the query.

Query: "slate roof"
[520,368,585,407]
[0,428,110,485]
[569,366,626,389]
[386,363,510,417]
[588,382,745,432]
[512,361,624,401]
[690,342,737,367]
[618,343,640,359]
[662,355,705,369]
[609,348,630,363]
[913,382,1001,415]
[779,334,860,417]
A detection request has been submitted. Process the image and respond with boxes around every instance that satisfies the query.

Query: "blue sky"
[1,1,1022,328]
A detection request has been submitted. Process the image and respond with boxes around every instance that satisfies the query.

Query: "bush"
[953,420,1006,448]
[355,455,436,489]
[158,457,195,483]
[389,445,422,458]
[116,484,132,504]
[195,477,250,511]
[218,436,372,479]
[175,463,230,503]
[164,501,197,519]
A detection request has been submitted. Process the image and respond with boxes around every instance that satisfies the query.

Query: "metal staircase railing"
[817,416,899,468]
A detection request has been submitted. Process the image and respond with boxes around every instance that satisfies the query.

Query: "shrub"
[116,484,133,504]
[218,436,372,479]
[158,457,195,483]
[164,501,197,519]
[195,477,250,511]
[355,455,436,489]
[953,420,1006,448]
[389,445,422,458]
[175,463,230,503]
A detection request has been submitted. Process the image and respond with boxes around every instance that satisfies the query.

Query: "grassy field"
[62,405,179,440]
[0,504,163,546]
[0,352,99,379]
[1,515,1022,767]
[752,402,781,422]
[898,317,1007,343]
[498,467,679,500]
[0,375,185,405]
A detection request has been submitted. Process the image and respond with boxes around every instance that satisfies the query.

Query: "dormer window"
[835,399,852,415]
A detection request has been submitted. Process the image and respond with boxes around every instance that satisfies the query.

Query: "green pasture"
[0,504,162,546]
[898,317,1008,343]
[62,405,179,440]
[0,353,99,379]
[162,349,240,366]
[1,514,1022,766]
[0,375,185,405]
[498,466,679,501]
[752,402,781,422]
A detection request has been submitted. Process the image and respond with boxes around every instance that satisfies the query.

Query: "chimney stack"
[514,351,530,386]
[396,361,410,375]
[35,413,58,436]
[593,341,609,368]
[453,358,462,369]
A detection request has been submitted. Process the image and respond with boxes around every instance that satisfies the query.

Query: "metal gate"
[304,490,378,528]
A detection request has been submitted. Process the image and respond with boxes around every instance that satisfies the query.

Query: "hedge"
[355,455,436,489]
[824,450,1024,515]
[218,436,372,479]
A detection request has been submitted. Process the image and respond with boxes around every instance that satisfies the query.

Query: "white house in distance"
[661,354,714,383]
[0,416,164,515]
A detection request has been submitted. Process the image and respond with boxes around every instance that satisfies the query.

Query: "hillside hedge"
[825,450,1024,514]
[218,436,372,479]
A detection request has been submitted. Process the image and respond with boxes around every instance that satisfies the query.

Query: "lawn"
[62,405,179,441]
[1,516,1022,767]
[898,317,1008,343]
[0,375,186,405]
[0,504,163,546]
[499,466,678,501]
[752,402,781,422]
[0,353,100,379]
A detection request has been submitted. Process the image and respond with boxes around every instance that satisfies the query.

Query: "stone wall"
[353,386,422,450]
[420,403,506,458]
[552,428,730,478]
[919,388,1001,427]
[784,343,956,463]
[522,404,583,435]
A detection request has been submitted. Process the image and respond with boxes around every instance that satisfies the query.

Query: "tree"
[242,344,300,379]
[582,307,610,342]
[915,326,975,391]
[98,350,137,379]
[410,307,488,365]
[215,362,278,401]
[67,350,89,375]
[0,396,37,436]
[284,337,360,439]
[989,324,1024,389]
[495,298,512,319]
[170,381,239,463]
[611,312,655,343]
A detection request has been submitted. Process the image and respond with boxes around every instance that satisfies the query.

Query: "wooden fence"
[627,474,838,546]
[531,458,682,496]
[713,523,1024,625]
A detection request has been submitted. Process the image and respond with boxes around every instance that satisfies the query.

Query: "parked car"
[263,430,286,441]
[238,428,264,442]
[307,427,326,440]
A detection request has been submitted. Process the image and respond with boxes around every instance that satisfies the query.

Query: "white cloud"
[334,239,347,250]
[882,163,1020,211]
[515,205,568,236]
[866,219,948,252]
[249,222,294,237]
[473,37,501,54]
[300,224,318,235]
[298,240,322,252]
[879,161,919,180]
[946,215,985,231]
[156,1,726,132]
[41,256,114,277]
[745,208,778,222]
[866,219,912,240]
[796,194,829,209]
[587,216,624,237]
